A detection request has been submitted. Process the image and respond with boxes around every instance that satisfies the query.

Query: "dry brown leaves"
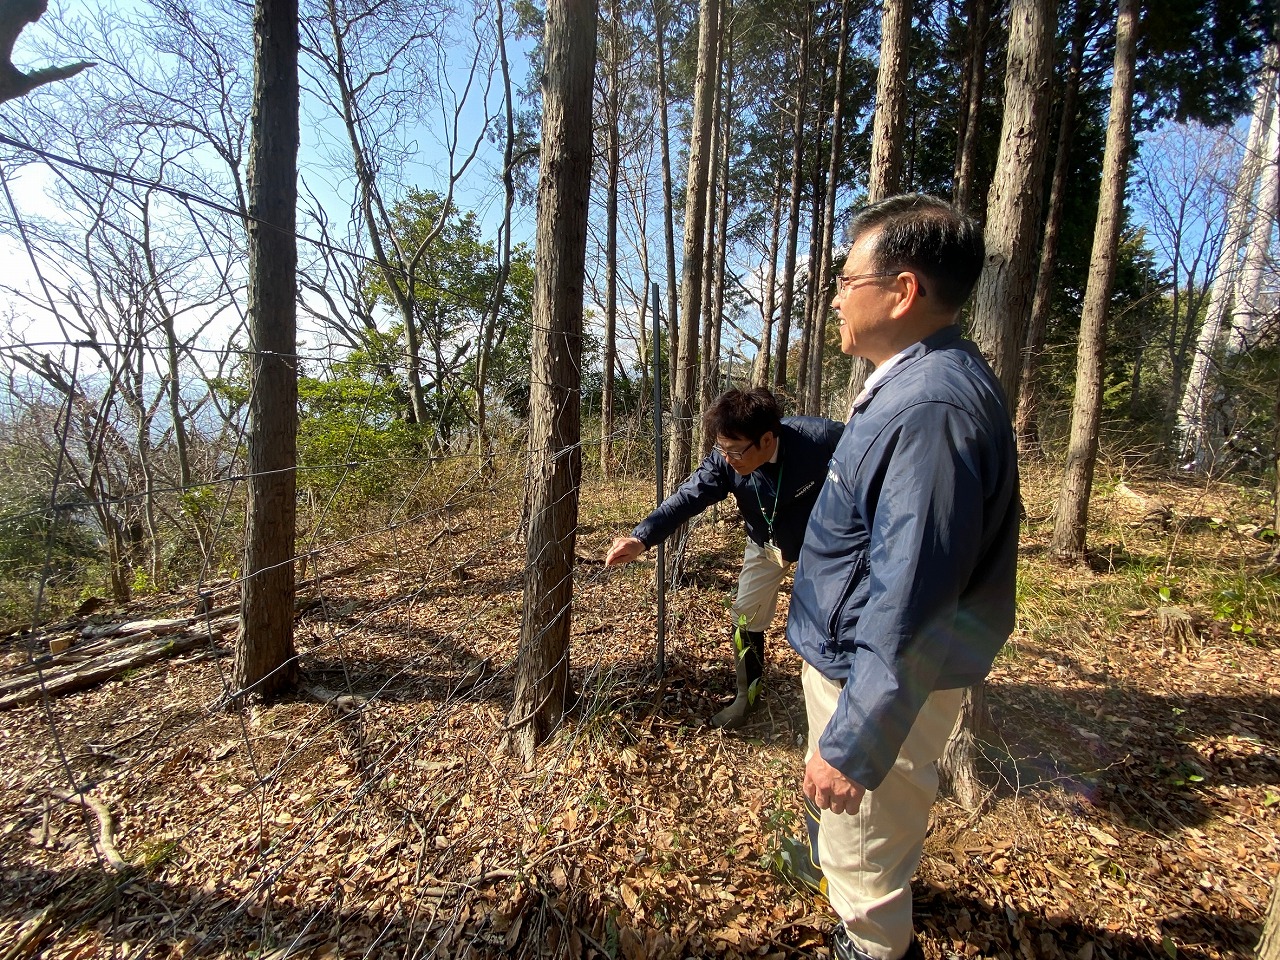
[0,468,1275,959]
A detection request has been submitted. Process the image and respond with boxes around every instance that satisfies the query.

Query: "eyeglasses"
[835,270,927,297]
[835,270,895,293]
[713,439,757,461]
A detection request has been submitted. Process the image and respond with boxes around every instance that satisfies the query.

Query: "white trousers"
[803,663,965,960]
[731,539,791,631]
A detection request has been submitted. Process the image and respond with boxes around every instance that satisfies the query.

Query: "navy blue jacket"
[786,326,1020,790]
[633,417,845,563]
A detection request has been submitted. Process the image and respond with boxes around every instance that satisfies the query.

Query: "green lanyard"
[752,462,783,544]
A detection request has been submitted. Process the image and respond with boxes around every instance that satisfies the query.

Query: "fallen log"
[0,626,228,710]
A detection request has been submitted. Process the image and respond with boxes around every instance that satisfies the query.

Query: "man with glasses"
[787,195,1020,960]
[605,387,843,729]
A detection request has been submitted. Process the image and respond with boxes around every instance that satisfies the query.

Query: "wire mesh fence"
[0,344,829,958]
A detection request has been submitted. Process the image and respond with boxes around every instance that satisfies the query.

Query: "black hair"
[846,194,985,312]
[703,387,783,442]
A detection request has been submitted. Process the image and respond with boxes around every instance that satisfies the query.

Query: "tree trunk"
[601,0,621,478]
[665,0,720,495]
[1177,48,1276,468]
[938,684,990,810]
[845,0,912,413]
[1016,0,1088,457]
[969,0,1058,404]
[772,11,809,397]
[507,0,596,764]
[795,148,824,414]
[1260,879,1280,960]
[706,26,734,423]
[477,0,518,454]
[944,0,1056,809]
[867,0,912,200]
[952,0,988,215]
[755,160,784,387]
[655,2,680,401]
[1049,0,1137,563]
[1228,89,1280,354]
[699,21,726,449]
[235,0,300,702]
[808,0,849,419]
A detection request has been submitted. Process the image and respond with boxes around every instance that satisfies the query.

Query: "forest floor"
[0,460,1277,960]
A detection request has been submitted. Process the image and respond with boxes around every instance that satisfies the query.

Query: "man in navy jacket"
[606,388,843,728]
[787,196,1020,960]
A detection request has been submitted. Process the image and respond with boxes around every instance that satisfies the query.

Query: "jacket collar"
[851,324,963,414]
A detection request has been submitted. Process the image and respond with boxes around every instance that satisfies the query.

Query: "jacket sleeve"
[818,402,990,790]
[631,455,732,548]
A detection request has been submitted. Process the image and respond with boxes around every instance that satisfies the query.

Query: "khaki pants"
[803,663,965,960]
[731,539,791,631]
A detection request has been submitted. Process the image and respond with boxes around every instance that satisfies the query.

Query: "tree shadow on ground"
[915,882,1261,960]
[0,860,1258,960]
[983,677,1280,834]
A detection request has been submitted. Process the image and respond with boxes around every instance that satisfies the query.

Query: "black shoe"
[830,924,924,960]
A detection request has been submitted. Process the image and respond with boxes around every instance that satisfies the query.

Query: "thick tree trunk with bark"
[944,0,1056,808]
[969,0,1058,404]
[235,0,300,702]
[666,0,720,495]
[846,0,912,412]
[938,684,990,809]
[1050,0,1137,563]
[508,0,596,764]
[867,0,912,200]
[1017,0,1089,456]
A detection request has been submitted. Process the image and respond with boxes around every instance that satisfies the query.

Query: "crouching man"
[605,387,843,728]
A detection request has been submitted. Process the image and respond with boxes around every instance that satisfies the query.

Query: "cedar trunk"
[755,161,784,387]
[655,4,680,395]
[867,0,912,200]
[1050,0,1137,562]
[969,0,1058,404]
[846,0,911,411]
[601,0,620,478]
[665,0,720,494]
[235,0,300,701]
[1017,0,1089,456]
[507,0,596,764]
[952,0,988,215]
[807,0,849,418]
[772,13,810,396]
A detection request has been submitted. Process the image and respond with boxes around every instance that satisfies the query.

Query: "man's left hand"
[804,751,866,816]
